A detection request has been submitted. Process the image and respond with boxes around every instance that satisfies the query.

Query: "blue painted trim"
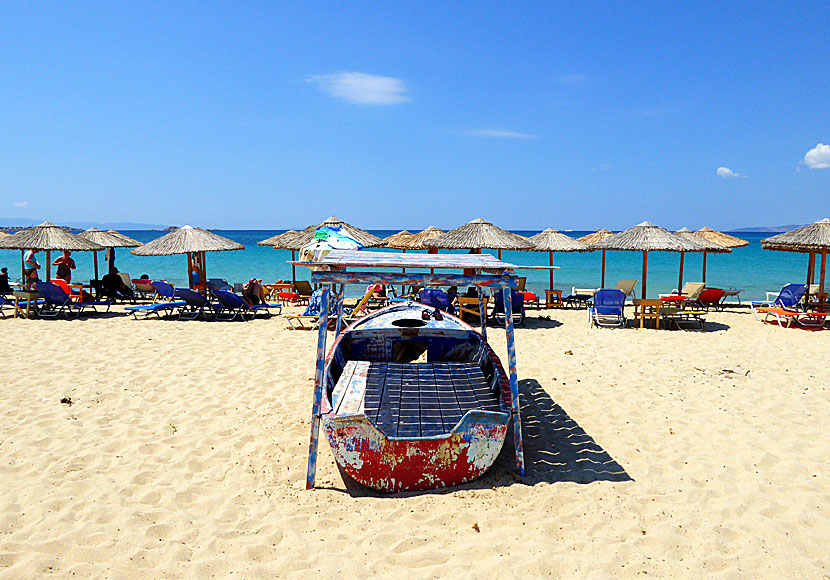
[306,284,330,490]
[311,271,518,288]
[503,287,525,477]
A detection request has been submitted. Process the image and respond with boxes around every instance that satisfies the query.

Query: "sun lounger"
[174,287,218,320]
[211,289,282,321]
[490,289,525,326]
[563,287,595,308]
[35,282,110,319]
[589,289,626,327]
[616,280,638,298]
[754,306,828,328]
[285,288,340,330]
[418,288,455,313]
[687,288,726,311]
[457,295,489,324]
[132,279,157,300]
[751,284,807,321]
[125,301,187,319]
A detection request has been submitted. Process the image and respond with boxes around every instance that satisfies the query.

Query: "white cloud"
[717,166,744,179]
[804,143,830,169]
[307,72,409,105]
[466,129,537,139]
[12,201,28,207]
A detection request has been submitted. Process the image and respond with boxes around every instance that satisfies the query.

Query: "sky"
[0,2,828,230]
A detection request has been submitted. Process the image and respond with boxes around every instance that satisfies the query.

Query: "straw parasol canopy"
[0,231,10,237]
[0,221,104,282]
[381,230,414,250]
[762,218,830,296]
[131,225,243,294]
[404,226,445,250]
[528,228,590,290]
[577,228,614,245]
[577,229,615,287]
[591,221,699,298]
[257,230,299,248]
[78,228,142,279]
[288,216,384,248]
[694,226,749,249]
[673,227,729,289]
[425,218,533,254]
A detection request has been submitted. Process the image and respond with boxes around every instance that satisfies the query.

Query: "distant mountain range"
[728,224,805,233]
[0,218,171,230]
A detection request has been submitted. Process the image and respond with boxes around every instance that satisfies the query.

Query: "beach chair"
[588,289,626,328]
[293,281,314,305]
[123,281,186,319]
[457,295,489,324]
[563,287,595,308]
[418,288,455,313]
[688,288,726,311]
[751,284,807,321]
[207,278,232,292]
[754,306,828,328]
[616,280,638,298]
[132,279,157,300]
[490,289,525,326]
[35,282,110,318]
[285,288,339,330]
[212,289,282,321]
[174,287,218,320]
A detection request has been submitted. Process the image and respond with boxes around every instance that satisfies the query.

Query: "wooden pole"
[202,251,207,296]
[548,251,554,291]
[187,252,193,290]
[20,250,25,287]
[306,285,330,490]
[503,286,524,477]
[478,287,487,341]
[93,251,99,280]
[702,251,708,284]
[806,252,815,303]
[601,250,606,288]
[642,251,648,299]
[46,250,51,282]
[820,250,827,296]
[678,252,685,291]
[291,250,297,286]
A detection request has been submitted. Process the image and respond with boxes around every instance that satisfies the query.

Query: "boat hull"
[324,410,509,492]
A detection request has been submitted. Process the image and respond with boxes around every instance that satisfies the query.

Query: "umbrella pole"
[46,250,51,282]
[806,252,815,302]
[601,250,606,288]
[642,251,648,299]
[820,250,827,297]
[498,249,502,260]
[548,251,553,291]
[678,252,685,291]
[203,251,207,296]
[20,250,24,288]
[93,251,99,280]
[291,250,296,287]
[187,252,194,290]
[702,251,707,284]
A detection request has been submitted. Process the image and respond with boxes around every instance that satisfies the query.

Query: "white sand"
[1,305,828,578]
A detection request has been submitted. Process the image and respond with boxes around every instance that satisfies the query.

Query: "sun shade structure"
[257,229,302,284]
[381,230,414,249]
[288,216,384,248]
[425,218,534,259]
[528,228,589,291]
[0,221,104,282]
[79,227,143,279]
[131,225,244,294]
[674,227,729,289]
[590,221,700,298]
[762,218,830,297]
[692,226,747,285]
[578,229,615,287]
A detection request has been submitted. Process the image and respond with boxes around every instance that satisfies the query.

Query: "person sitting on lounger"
[0,267,12,294]
[243,278,266,305]
[101,267,134,301]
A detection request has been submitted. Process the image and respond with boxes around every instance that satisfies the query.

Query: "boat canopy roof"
[292,250,520,271]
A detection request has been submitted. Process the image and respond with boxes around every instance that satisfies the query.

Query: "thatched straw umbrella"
[381,230,414,249]
[257,230,301,284]
[78,227,142,280]
[425,218,533,259]
[528,228,589,291]
[674,228,729,289]
[131,225,244,294]
[762,218,830,298]
[0,221,103,283]
[693,227,748,284]
[0,231,10,237]
[577,229,615,287]
[289,216,384,248]
[385,226,446,276]
[590,221,699,298]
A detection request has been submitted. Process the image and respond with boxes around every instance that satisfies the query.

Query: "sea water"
[0,230,818,302]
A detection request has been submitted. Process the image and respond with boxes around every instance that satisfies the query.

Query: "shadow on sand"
[328,378,631,497]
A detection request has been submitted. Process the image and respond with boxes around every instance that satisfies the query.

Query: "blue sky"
[1,2,827,230]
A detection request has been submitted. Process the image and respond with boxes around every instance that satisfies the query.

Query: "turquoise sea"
[0,230,817,302]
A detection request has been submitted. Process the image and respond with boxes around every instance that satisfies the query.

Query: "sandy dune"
[1,305,828,578]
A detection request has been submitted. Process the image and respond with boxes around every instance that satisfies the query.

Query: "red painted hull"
[324,411,509,492]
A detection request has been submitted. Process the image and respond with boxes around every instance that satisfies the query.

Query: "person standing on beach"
[23,249,40,290]
[52,250,76,283]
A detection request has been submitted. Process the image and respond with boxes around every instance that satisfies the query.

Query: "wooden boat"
[321,302,512,492]
[297,250,530,493]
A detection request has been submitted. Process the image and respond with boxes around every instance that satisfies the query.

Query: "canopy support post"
[642,251,648,299]
[702,251,708,284]
[291,250,297,286]
[806,252,815,303]
[678,252,685,291]
[306,284,330,490]
[503,286,524,477]
[548,251,554,292]
[46,250,51,282]
[478,287,487,341]
[20,250,25,288]
[601,250,606,288]
[93,251,99,280]
[187,252,194,290]
[335,285,345,336]
[820,250,827,296]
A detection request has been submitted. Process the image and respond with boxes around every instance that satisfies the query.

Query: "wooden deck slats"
[334,360,369,414]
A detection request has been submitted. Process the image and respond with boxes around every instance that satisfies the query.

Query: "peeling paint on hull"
[324,411,509,492]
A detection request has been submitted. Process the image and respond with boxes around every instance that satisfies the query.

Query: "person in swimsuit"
[52,250,76,283]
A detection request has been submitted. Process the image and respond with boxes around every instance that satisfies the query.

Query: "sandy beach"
[1,304,828,578]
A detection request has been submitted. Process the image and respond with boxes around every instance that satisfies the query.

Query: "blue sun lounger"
[124,280,186,319]
[211,289,282,321]
[174,287,218,320]
[751,283,807,321]
[588,288,627,327]
[35,282,111,318]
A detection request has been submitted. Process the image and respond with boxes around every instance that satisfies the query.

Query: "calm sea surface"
[0,230,818,301]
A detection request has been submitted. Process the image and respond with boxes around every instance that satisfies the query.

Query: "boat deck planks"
[332,360,500,438]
